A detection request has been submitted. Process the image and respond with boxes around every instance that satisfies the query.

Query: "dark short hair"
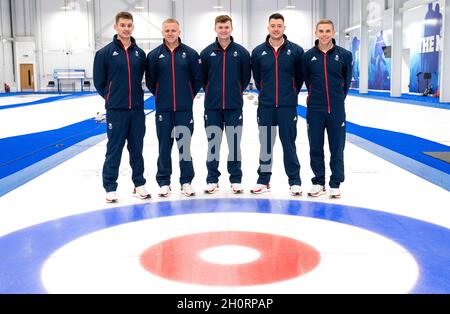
[215,15,233,26]
[115,11,133,24]
[316,19,335,30]
[269,13,284,22]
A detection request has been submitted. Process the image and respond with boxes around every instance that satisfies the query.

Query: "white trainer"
[182,183,196,197]
[250,183,271,194]
[290,185,303,196]
[133,185,151,199]
[231,183,244,194]
[158,185,171,197]
[329,188,341,199]
[308,184,326,197]
[204,183,219,194]
[106,191,118,203]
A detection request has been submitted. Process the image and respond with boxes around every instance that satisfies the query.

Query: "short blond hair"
[163,18,180,26]
[316,19,334,30]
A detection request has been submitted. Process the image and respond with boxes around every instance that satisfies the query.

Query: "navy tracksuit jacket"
[302,39,353,188]
[251,35,304,186]
[145,39,202,186]
[93,35,147,192]
[200,37,251,184]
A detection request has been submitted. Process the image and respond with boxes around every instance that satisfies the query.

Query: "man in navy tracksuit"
[302,20,352,198]
[250,13,304,196]
[200,15,251,194]
[146,18,202,197]
[93,11,150,203]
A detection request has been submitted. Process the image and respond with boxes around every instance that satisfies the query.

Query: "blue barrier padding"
[297,105,450,190]
[348,89,450,109]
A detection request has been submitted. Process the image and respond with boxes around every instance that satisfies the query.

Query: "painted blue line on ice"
[0,92,98,110]
[297,105,450,190]
[0,119,106,179]
[0,134,106,197]
[0,96,155,196]
[0,198,448,293]
[0,95,73,110]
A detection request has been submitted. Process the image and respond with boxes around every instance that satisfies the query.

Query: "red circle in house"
[140,231,321,286]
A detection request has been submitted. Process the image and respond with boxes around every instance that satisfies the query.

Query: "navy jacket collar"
[163,38,182,52]
[265,34,288,50]
[314,38,337,54]
[113,34,136,49]
[214,36,234,50]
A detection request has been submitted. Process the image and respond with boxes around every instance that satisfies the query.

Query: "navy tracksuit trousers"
[204,108,243,184]
[103,109,146,192]
[155,110,194,187]
[306,110,346,188]
[256,106,301,186]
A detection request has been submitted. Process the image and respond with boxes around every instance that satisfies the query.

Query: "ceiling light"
[286,0,295,9]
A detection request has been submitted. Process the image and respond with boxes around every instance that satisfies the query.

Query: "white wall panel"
[94,0,171,52]
[1,0,413,93]
[13,0,33,37]
[351,0,361,25]
[324,0,340,25]
[34,0,94,90]
[248,0,313,50]
[0,0,14,90]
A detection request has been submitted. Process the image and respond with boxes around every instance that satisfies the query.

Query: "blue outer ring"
[1,198,449,293]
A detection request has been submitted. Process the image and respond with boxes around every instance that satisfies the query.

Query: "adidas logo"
[159,54,165,59]
[293,116,297,121]
[210,52,216,56]
[238,115,242,120]
[112,51,119,56]
[341,122,345,127]
[190,118,194,124]
[311,56,317,61]
[261,51,267,56]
